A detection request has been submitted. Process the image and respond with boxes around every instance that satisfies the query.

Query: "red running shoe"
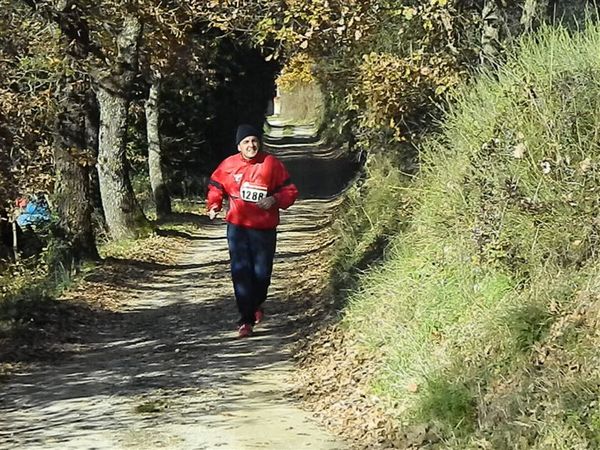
[238,323,253,338]
[254,308,264,325]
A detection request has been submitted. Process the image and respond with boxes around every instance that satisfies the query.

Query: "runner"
[207,124,299,338]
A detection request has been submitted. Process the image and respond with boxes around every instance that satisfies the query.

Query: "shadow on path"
[0,124,355,449]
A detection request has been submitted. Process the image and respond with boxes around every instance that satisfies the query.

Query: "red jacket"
[207,151,298,229]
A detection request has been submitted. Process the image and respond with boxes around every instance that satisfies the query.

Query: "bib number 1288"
[240,183,267,203]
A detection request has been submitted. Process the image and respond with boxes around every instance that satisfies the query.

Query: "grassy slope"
[341,26,600,449]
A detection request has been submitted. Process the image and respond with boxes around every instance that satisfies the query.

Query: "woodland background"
[1,1,598,448]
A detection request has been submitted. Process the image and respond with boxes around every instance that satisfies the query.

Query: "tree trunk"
[54,79,99,262]
[145,73,171,220]
[84,89,109,236]
[96,15,149,240]
[521,0,550,31]
[481,0,501,64]
[0,110,16,206]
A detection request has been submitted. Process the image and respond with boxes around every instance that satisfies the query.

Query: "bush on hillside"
[343,25,600,449]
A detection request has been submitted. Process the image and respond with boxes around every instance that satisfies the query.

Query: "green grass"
[0,255,87,351]
[337,24,600,448]
[332,151,413,283]
[98,238,145,260]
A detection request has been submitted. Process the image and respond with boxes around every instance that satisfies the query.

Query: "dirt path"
[0,123,355,449]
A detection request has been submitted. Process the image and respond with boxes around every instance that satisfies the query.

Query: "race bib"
[240,182,267,203]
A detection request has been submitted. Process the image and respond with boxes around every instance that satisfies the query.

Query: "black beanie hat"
[235,124,261,146]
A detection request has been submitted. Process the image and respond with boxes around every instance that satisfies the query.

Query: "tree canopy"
[0,0,595,260]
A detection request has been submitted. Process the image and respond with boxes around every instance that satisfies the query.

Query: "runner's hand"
[257,196,276,210]
[208,207,219,220]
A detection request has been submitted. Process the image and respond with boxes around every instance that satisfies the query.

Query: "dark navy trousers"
[227,223,277,325]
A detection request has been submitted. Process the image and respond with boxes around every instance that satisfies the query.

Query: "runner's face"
[238,136,260,160]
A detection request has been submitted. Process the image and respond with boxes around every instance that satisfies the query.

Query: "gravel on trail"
[0,121,357,450]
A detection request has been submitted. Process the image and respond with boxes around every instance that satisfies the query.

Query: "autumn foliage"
[1,1,600,447]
